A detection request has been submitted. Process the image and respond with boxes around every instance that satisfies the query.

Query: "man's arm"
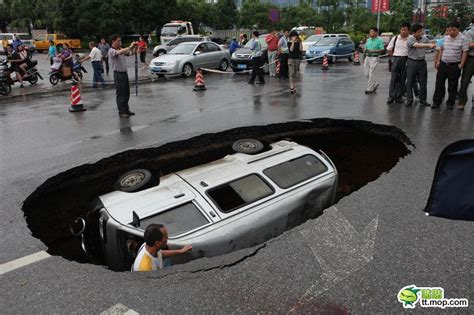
[386,36,395,57]
[115,42,136,56]
[161,245,192,258]
[459,51,468,69]
[435,47,443,69]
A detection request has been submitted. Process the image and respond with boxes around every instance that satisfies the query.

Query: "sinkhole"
[22,118,411,271]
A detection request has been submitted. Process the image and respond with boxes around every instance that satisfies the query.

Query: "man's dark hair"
[370,27,379,33]
[89,41,96,47]
[6,44,13,48]
[243,34,248,39]
[110,34,121,43]
[411,24,423,33]
[252,30,259,37]
[448,21,461,29]
[401,22,411,29]
[144,224,164,246]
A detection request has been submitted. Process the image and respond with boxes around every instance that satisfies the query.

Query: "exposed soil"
[22,118,411,266]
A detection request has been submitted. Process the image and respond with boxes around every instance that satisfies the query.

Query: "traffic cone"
[353,51,361,66]
[321,55,329,71]
[69,81,86,112]
[193,69,207,91]
[275,59,280,76]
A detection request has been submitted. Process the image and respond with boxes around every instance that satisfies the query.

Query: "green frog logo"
[398,285,421,309]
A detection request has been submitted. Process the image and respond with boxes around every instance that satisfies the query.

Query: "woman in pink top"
[137,36,148,68]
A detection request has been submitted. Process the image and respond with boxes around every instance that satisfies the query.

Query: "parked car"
[380,32,394,53]
[149,41,230,78]
[73,139,338,271]
[34,34,81,53]
[230,34,269,74]
[302,34,350,52]
[306,37,355,64]
[0,33,36,55]
[152,35,209,57]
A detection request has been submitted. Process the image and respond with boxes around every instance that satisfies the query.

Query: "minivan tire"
[114,169,156,192]
[232,139,264,155]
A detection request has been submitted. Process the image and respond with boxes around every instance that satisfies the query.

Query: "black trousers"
[279,54,289,79]
[388,56,407,99]
[458,55,474,104]
[114,71,130,114]
[406,59,428,102]
[433,61,461,106]
[250,56,264,83]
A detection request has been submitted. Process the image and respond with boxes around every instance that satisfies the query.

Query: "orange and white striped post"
[353,51,361,66]
[321,55,329,71]
[69,82,87,112]
[193,69,207,91]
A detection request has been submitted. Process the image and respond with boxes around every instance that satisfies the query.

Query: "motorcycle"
[0,58,43,96]
[49,55,87,85]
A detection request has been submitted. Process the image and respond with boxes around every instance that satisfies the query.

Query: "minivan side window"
[263,155,328,189]
[139,202,209,237]
[207,174,274,213]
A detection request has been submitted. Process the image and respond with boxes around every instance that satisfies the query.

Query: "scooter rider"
[6,44,25,87]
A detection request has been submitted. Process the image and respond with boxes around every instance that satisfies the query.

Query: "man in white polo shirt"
[81,41,106,88]
[432,21,469,109]
[387,22,411,104]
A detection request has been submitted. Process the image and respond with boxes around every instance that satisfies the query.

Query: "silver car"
[75,139,338,271]
[152,35,209,57]
[149,41,230,78]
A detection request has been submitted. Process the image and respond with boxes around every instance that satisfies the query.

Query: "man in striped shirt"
[432,21,469,109]
[132,224,192,272]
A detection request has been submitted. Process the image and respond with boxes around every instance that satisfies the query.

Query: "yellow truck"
[34,34,82,52]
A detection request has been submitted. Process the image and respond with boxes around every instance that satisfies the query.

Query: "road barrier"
[193,69,207,91]
[353,51,361,65]
[69,82,86,112]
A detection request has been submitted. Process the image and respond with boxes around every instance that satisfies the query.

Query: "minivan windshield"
[305,35,322,42]
[169,43,195,55]
[316,38,338,47]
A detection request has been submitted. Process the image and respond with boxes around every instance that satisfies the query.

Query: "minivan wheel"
[114,169,157,192]
[232,139,264,155]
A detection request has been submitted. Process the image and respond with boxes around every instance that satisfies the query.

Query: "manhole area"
[23,119,410,270]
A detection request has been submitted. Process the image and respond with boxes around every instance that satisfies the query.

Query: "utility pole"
[376,0,381,31]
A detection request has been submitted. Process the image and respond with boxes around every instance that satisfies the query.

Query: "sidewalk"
[0,51,155,101]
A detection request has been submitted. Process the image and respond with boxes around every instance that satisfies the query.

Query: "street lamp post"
[377,0,381,31]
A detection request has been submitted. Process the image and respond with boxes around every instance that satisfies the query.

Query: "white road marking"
[0,251,51,276]
[100,303,139,315]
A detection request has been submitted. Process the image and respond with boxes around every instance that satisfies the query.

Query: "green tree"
[381,0,413,32]
[239,0,274,30]
[215,0,238,29]
[317,0,346,32]
[449,0,473,30]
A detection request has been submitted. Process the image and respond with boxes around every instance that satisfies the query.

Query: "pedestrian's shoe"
[126,110,135,116]
[386,97,395,104]
[119,112,130,118]
[365,90,374,95]
[247,81,254,84]
[419,100,431,107]
[447,103,454,110]
[256,81,265,85]
[395,97,405,104]
[457,102,465,110]
[405,100,413,107]
[373,83,379,92]
[431,103,440,109]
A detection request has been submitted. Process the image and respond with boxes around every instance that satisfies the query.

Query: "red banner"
[371,0,390,13]
[433,6,448,18]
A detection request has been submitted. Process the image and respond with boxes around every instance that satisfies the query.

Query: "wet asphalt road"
[0,56,473,314]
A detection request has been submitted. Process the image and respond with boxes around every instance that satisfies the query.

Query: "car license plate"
[238,64,246,69]
[152,67,161,72]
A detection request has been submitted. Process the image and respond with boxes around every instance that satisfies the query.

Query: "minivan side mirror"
[194,51,201,55]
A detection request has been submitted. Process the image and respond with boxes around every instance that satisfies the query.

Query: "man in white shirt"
[387,22,411,104]
[132,224,193,272]
[81,41,106,88]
